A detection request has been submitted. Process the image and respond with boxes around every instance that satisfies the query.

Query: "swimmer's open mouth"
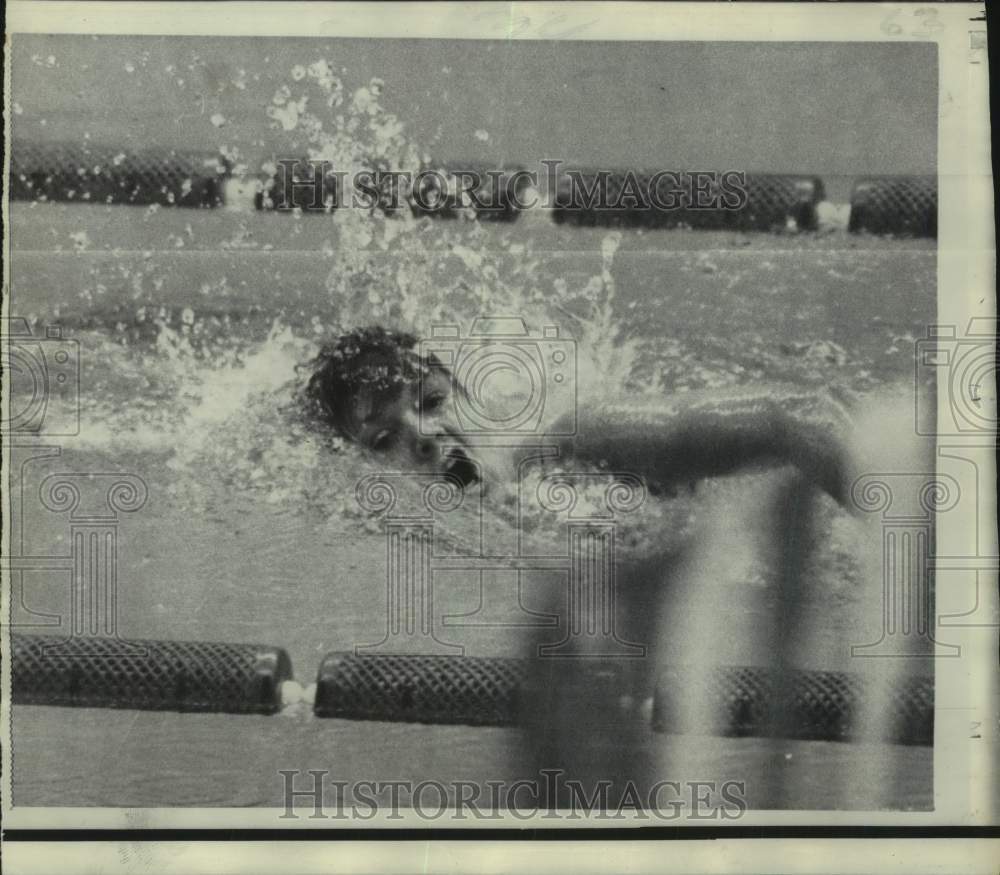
[443,448,480,488]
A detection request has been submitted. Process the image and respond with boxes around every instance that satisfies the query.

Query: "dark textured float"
[848,175,937,237]
[9,141,231,207]
[312,651,932,745]
[11,633,292,714]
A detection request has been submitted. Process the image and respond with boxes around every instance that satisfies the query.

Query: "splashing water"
[38,59,885,580]
[251,66,646,398]
[67,64,647,516]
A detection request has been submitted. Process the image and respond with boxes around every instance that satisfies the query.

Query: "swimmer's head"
[305,326,480,486]
[305,326,425,438]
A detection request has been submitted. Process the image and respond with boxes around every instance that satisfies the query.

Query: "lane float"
[654,665,933,747]
[551,170,825,231]
[9,141,231,208]
[12,635,934,744]
[312,652,932,746]
[314,651,525,726]
[848,175,936,237]
[11,633,292,714]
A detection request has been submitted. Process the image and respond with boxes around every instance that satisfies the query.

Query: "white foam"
[816,200,851,231]
[222,177,260,213]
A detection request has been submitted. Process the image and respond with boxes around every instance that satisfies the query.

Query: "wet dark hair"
[304,326,430,438]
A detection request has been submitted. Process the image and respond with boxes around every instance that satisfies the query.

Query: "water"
[7,67,936,810]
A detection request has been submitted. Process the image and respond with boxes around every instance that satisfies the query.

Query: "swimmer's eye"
[420,392,446,414]
[370,430,397,453]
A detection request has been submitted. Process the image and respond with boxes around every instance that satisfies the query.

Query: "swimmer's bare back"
[547,387,856,507]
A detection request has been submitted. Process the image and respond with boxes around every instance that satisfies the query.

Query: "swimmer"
[305,324,859,803]
[304,325,855,506]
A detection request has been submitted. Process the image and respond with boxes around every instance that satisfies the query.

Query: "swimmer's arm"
[551,393,854,507]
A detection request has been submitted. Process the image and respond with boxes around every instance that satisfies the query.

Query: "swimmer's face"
[344,367,481,487]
